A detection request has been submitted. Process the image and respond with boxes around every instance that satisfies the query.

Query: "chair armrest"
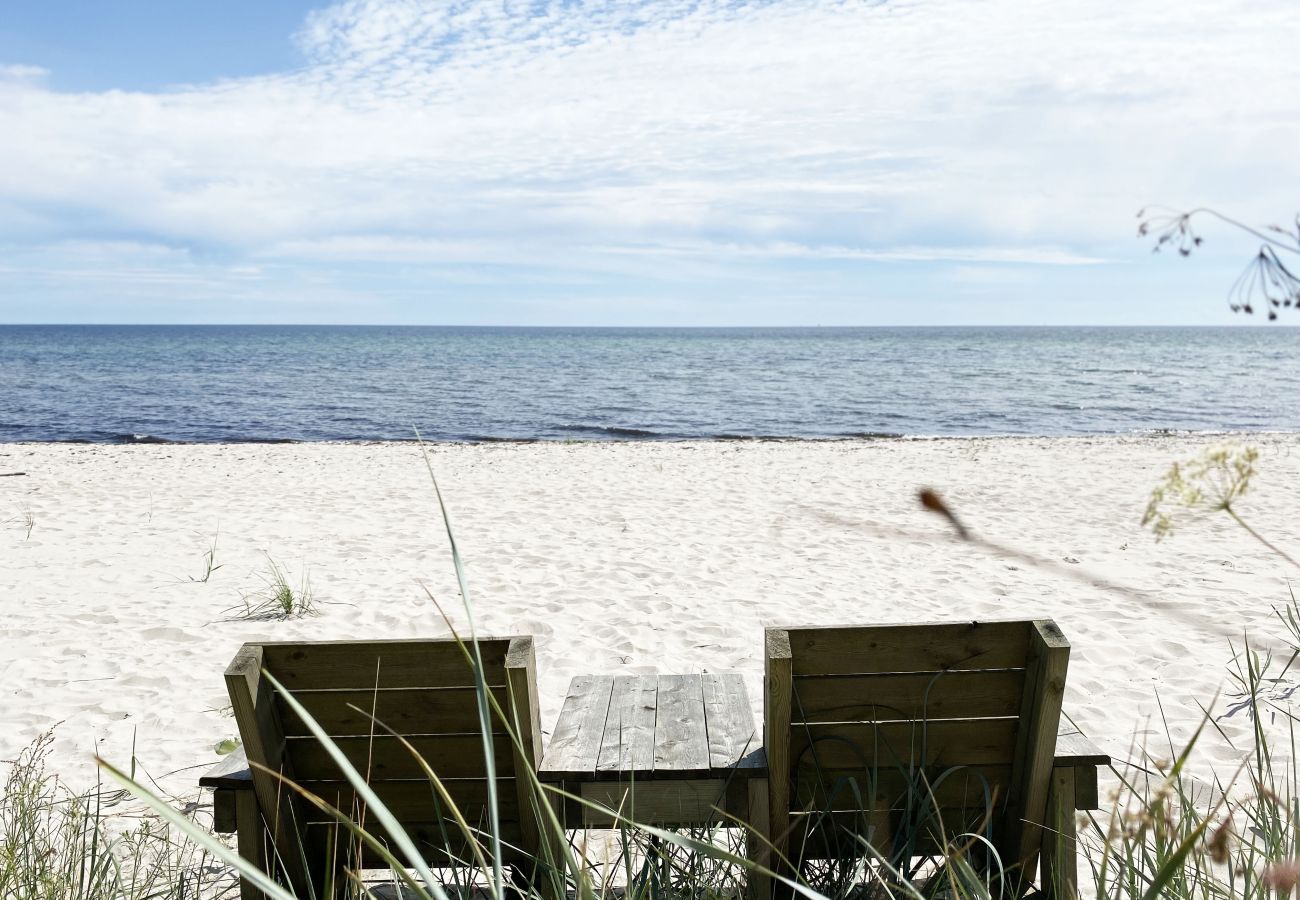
[1054,730,1109,811]
[1055,730,1109,767]
[199,748,252,834]
[199,747,252,790]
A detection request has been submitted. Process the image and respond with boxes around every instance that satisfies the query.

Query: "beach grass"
[231,554,314,619]
[1,731,222,900]
[7,501,35,540]
[189,528,223,584]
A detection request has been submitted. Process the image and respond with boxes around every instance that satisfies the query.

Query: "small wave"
[839,431,906,439]
[556,424,666,438]
[96,432,186,444]
[713,433,791,441]
[221,436,301,444]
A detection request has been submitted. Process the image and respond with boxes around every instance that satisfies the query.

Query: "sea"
[0,325,1297,443]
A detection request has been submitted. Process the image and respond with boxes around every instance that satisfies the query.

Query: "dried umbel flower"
[1137,206,1300,320]
[1206,818,1233,866]
[917,488,970,540]
[1142,445,1258,540]
[1263,859,1300,895]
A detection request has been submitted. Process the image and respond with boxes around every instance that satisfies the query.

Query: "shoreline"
[4,433,1299,799]
[5,427,1300,447]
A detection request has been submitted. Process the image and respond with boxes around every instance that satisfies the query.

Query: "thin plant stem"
[1225,508,1300,571]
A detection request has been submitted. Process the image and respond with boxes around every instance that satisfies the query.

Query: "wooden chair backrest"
[225,636,542,888]
[764,619,1069,882]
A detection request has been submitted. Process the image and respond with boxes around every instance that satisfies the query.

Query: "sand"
[2,435,1298,802]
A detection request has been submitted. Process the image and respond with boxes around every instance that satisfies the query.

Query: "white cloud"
[0,0,1296,319]
[0,64,48,83]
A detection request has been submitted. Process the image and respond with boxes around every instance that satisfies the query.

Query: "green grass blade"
[96,757,298,900]
[416,431,505,900]
[261,669,453,900]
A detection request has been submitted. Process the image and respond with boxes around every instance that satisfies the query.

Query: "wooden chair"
[761,619,1106,900]
[200,637,545,899]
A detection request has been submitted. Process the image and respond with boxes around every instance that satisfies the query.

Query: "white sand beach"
[2,435,1298,800]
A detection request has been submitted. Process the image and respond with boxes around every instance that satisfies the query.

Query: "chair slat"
[791,764,1014,812]
[261,639,512,689]
[790,717,1019,770]
[276,685,511,736]
[304,822,530,866]
[785,620,1031,676]
[286,733,515,780]
[295,778,520,822]
[791,669,1025,723]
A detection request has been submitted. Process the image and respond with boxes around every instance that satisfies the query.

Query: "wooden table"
[538,673,768,828]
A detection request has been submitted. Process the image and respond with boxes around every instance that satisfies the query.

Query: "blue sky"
[1,0,1297,325]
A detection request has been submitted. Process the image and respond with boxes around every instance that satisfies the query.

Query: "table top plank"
[653,674,711,775]
[597,675,657,773]
[702,673,760,770]
[539,675,615,777]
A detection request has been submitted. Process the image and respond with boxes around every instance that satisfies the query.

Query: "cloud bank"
[1,0,1297,323]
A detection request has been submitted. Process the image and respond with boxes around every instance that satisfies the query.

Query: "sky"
[1,0,1298,326]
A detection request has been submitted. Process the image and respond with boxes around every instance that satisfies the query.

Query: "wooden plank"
[261,638,512,690]
[789,718,1020,770]
[1007,620,1070,890]
[580,778,728,826]
[213,788,238,833]
[538,675,615,778]
[790,806,991,859]
[200,747,253,789]
[1055,730,1109,766]
[790,764,1014,813]
[1042,766,1079,900]
[224,643,311,894]
[276,686,508,736]
[294,778,519,822]
[653,674,711,775]
[785,620,1031,676]
[286,733,515,780]
[1073,765,1099,810]
[304,821,529,867]
[787,808,894,860]
[504,636,542,861]
[791,670,1025,723]
[765,628,793,889]
[504,637,543,766]
[597,675,657,773]
[703,673,759,771]
[234,789,269,900]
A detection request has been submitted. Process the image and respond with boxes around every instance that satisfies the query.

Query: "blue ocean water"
[0,325,1296,442]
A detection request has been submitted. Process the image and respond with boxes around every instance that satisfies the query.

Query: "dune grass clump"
[234,555,314,619]
[1,731,219,900]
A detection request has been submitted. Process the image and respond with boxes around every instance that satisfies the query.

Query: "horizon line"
[1,322,1290,329]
